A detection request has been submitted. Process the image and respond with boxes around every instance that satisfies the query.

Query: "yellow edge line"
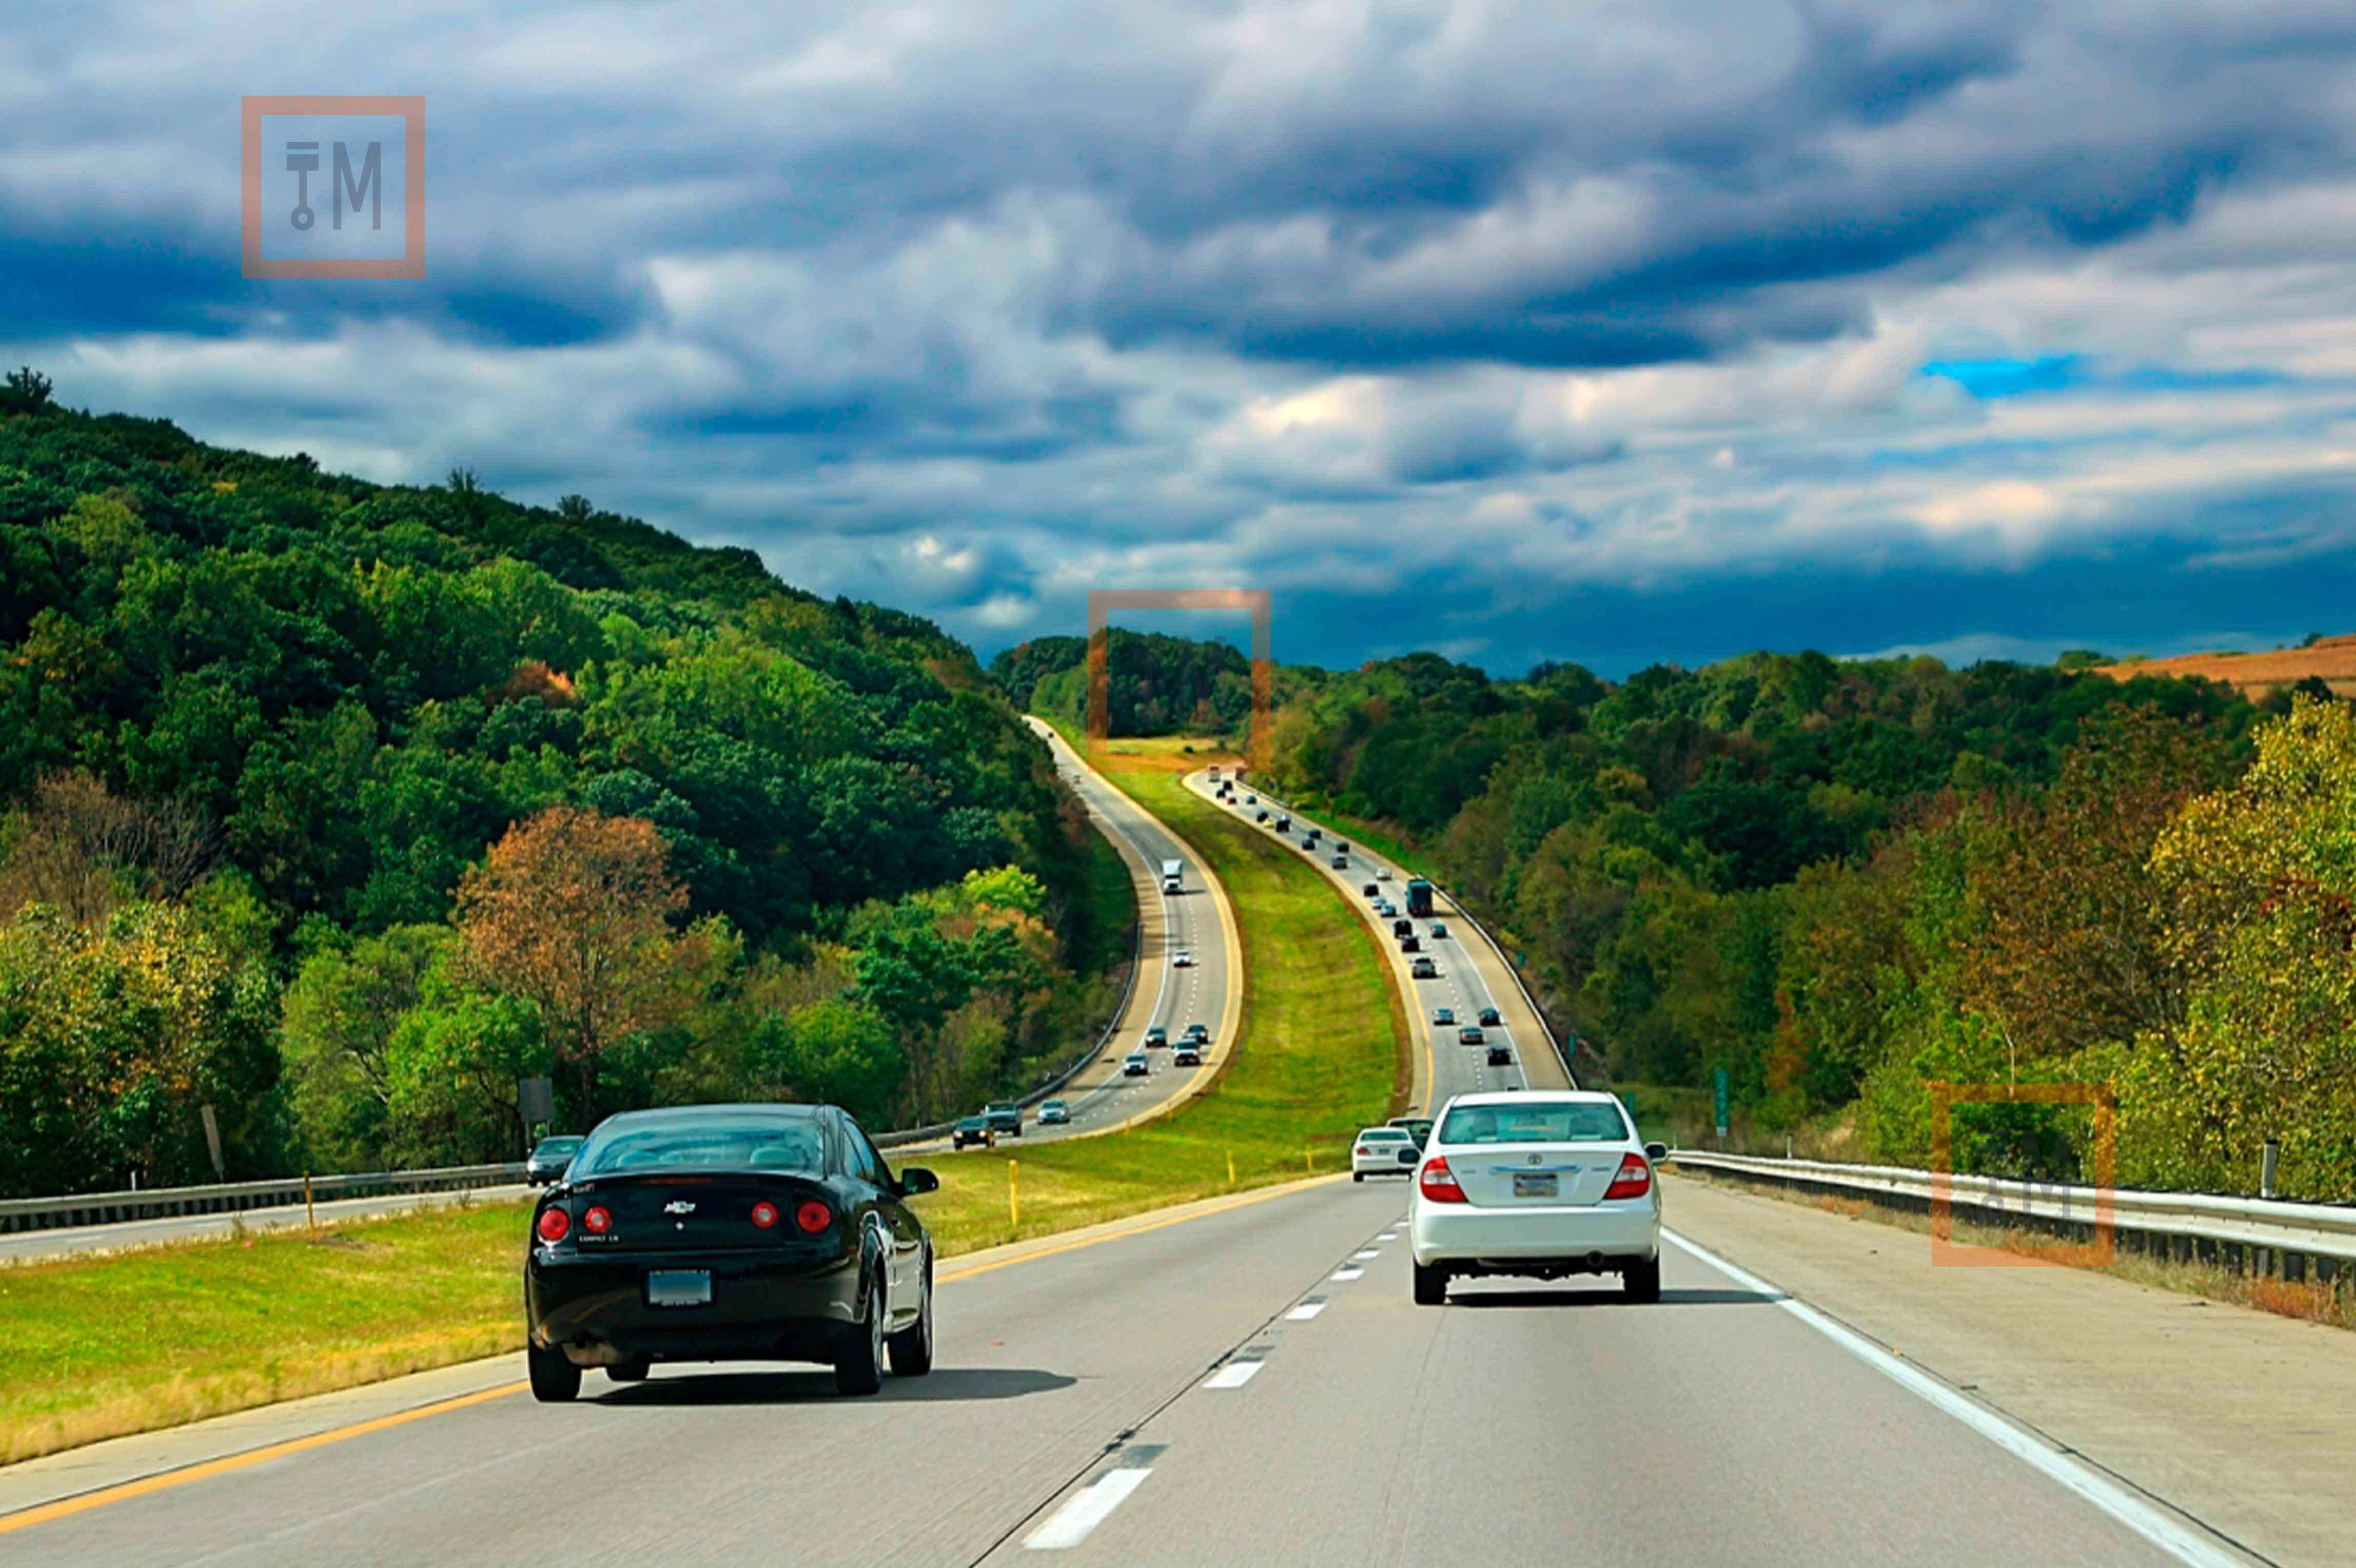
[0,1381,527,1536]
[3,1173,1343,1537]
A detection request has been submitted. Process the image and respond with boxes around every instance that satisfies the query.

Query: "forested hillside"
[0,388,1130,1196]
[991,629,1259,737]
[1008,630,2356,1200]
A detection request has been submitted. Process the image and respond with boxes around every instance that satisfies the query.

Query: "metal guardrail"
[0,1163,525,1236]
[1236,777,1578,1088]
[1665,1150,2356,1281]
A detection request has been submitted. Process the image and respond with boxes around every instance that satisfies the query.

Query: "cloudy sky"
[7,1,2356,676]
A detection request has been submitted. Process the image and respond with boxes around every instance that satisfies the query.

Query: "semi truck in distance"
[1405,877,1435,918]
[1162,858,1184,893]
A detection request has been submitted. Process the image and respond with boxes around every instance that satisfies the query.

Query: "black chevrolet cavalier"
[525,1103,939,1400]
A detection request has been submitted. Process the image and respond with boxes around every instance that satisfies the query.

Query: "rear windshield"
[1437,1103,1630,1146]
[571,1121,823,1177]
[1360,1128,1409,1141]
[534,1137,583,1153]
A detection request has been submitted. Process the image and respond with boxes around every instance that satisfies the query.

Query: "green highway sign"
[1713,1067,1729,1138]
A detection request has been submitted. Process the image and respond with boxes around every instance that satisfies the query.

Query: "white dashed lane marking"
[1023,1446,1166,1551]
[1331,1266,1364,1281]
[1285,1298,1328,1321]
[1203,1359,1266,1389]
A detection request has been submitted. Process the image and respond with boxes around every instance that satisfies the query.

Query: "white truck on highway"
[1161,858,1183,893]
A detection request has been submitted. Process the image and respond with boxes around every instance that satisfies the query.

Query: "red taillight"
[1354,1146,1371,1158]
[1418,1156,1467,1204]
[582,1205,612,1234]
[1604,1153,1652,1201]
[750,1201,779,1229]
[536,1207,570,1243]
[794,1200,832,1233]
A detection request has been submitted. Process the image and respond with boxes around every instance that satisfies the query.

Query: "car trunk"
[562,1171,840,1251]
[1444,1143,1622,1207]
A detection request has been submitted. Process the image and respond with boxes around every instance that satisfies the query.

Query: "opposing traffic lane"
[0,1184,536,1264]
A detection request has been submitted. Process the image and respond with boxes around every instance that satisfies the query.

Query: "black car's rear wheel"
[528,1340,581,1402]
[1412,1261,1449,1305]
[605,1357,650,1383]
[888,1257,934,1377]
[835,1273,886,1396]
[1622,1255,1662,1303]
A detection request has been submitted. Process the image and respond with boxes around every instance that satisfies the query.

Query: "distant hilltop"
[2095,635,2356,698]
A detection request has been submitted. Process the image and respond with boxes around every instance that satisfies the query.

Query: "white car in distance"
[1352,1126,1420,1181]
[1409,1091,1666,1304]
[1170,948,1194,967]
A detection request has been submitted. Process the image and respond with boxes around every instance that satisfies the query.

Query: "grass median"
[0,749,1404,1466]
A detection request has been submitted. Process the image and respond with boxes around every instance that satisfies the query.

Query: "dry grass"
[2094,635,2356,697]
[1677,1168,2356,1332]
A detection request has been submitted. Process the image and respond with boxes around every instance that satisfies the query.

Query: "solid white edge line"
[1024,1467,1154,1550]
[1660,1230,2250,1568]
[1202,1359,1265,1389]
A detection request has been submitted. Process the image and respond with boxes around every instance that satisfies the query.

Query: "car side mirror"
[1645,1142,1668,1163]
[898,1166,940,1196]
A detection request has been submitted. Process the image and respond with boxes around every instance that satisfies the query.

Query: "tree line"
[1001,632,2356,1198]
[0,385,1130,1197]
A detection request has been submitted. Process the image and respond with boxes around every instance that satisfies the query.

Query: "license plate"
[1513,1173,1557,1199]
[646,1269,712,1307]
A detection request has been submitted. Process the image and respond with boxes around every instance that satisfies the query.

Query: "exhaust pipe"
[1586,1251,1604,1271]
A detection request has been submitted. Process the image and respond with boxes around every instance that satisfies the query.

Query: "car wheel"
[1412,1261,1449,1306]
[888,1255,934,1377]
[1622,1255,1662,1304]
[835,1272,886,1396]
[1352,1171,1364,1183]
[605,1357,650,1383]
[527,1340,581,1402]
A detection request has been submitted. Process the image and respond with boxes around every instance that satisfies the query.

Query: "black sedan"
[525,1103,937,1401]
[524,1134,584,1185]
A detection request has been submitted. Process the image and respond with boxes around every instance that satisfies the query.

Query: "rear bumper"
[526,1246,862,1366]
[1411,1199,1659,1269]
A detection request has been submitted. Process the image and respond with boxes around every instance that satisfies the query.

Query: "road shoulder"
[1662,1171,2356,1565]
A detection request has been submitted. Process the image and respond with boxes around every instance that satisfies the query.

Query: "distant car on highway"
[1376,867,1391,880]
[1410,955,1437,978]
[1429,922,1448,939]
[525,1135,584,1185]
[1399,934,1421,953]
[985,1101,1024,1139]
[1486,1042,1512,1066]
[1458,1025,1485,1046]
[1334,840,1349,854]
[1391,917,1413,937]
[1144,1025,1168,1048]
[1181,1022,1209,1044]
[1123,1050,1150,1077]
[1409,1091,1665,1305]
[1172,1041,1203,1067]
[1039,1100,1071,1125]
[1171,947,1194,967]
[1352,1125,1420,1181]
[1432,1006,1455,1026]
[1256,810,1270,823]
[1331,854,1348,869]
[1387,1116,1435,1148]
[525,1102,938,1400]
[1362,882,1379,897]
[1376,899,1397,916]
[953,1115,996,1150]
[1477,1007,1501,1027]
[1245,793,1256,803]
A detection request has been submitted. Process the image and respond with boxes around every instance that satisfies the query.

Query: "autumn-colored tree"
[0,769,218,926]
[455,807,690,1120]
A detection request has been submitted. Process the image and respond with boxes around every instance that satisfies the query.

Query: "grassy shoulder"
[0,741,1403,1466]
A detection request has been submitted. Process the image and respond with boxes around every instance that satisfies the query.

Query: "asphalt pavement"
[2,1177,2213,1566]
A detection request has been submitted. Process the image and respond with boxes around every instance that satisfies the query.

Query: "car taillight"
[1418,1157,1467,1204]
[536,1207,570,1243]
[1604,1153,1652,1201]
[795,1200,832,1233]
[750,1201,779,1229]
[582,1205,612,1234]
[1355,1146,1371,1158]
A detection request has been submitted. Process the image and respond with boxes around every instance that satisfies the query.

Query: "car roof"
[591,1103,819,1129]
[1439,1089,1622,1111]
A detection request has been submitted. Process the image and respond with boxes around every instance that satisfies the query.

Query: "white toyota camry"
[1408,1090,1666,1305]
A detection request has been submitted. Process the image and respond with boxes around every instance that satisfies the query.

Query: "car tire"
[888,1256,934,1378]
[605,1357,650,1383]
[1412,1261,1449,1306]
[1352,1171,1364,1183]
[835,1273,886,1396]
[527,1340,581,1402]
[1622,1255,1662,1304]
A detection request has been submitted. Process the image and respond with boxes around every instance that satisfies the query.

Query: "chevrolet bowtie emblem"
[663,1200,697,1215]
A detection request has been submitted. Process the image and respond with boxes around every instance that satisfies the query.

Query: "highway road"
[1,1177,2217,1566]
[0,1184,536,1264]
[913,721,1240,1150]
[1184,772,1567,1115]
